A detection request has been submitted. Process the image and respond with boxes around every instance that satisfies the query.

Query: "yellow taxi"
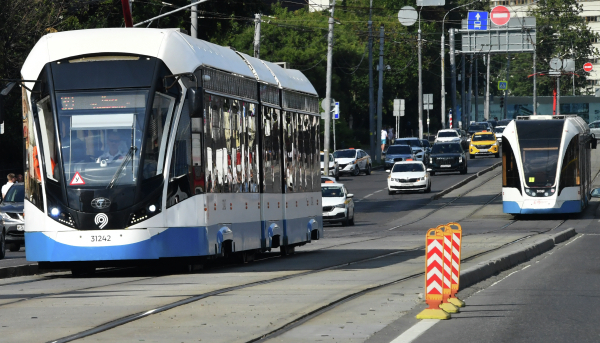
[469,131,499,159]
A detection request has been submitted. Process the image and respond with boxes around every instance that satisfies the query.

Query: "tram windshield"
[516,120,564,188]
[56,90,151,188]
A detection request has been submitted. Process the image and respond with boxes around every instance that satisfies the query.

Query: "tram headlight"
[148,204,157,213]
[50,208,60,217]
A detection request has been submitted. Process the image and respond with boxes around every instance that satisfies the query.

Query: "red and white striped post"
[416,228,451,319]
[439,225,459,313]
[446,222,465,307]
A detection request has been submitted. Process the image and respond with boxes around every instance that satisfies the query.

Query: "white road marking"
[390,319,440,343]
[564,234,583,246]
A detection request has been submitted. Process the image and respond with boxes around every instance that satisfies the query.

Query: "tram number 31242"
[90,235,112,243]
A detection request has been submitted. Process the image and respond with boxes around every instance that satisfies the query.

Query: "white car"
[589,120,600,140]
[435,129,461,143]
[386,161,431,195]
[320,152,339,180]
[333,149,372,176]
[494,126,506,144]
[321,183,355,226]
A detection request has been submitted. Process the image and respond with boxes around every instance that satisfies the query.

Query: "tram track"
[45,216,570,343]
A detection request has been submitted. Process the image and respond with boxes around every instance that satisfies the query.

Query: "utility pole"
[461,54,466,129]
[557,76,561,116]
[440,25,446,130]
[368,0,375,158]
[418,9,423,139]
[475,56,479,121]
[533,50,537,115]
[468,55,473,124]
[323,0,336,177]
[449,28,457,128]
[191,0,198,38]
[376,25,384,163]
[254,14,261,58]
[504,53,510,119]
[484,53,491,120]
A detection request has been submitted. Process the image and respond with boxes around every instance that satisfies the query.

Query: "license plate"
[479,149,488,152]
[441,165,451,168]
[17,225,24,231]
[530,200,551,208]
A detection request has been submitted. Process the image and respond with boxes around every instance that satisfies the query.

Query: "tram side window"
[559,136,580,192]
[167,102,193,207]
[143,93,175,180]
[36,96,59,182]
[246,103,259,193]
[502,138,522,193]
[283,111,294,193]
[313,116,321,192]
[262,107,281,193]
[24,94,44,209]
[205,94,221,193]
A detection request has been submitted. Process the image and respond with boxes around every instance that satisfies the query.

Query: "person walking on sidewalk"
[381,129,388,153]
[2,173,15,199]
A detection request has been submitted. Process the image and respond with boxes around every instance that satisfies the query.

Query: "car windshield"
[320,154,334,162]
[3,185,24,202]
[333,150,356,159]
[495,127,505,133]
[395,139,421,147]
[392,163,424,172]
[322,186,344,197]
[468,125,486,132]
[473,134,494,141]
[438,131,458,138]
[422,140,431,147]
[386,145,412,154]
[431,144,462,154]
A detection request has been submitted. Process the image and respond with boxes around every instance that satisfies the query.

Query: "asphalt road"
[416,212,600,343]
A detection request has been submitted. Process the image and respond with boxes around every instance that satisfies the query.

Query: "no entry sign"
[584,62,593,72]
[490,6,510,26]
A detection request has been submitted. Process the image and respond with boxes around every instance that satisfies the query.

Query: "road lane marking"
[390,319,440,343]
[564,234,583,246]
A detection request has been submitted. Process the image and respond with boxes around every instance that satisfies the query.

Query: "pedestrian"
[387,126,394,145]
[381,128,388,153]
[16,174,23,183]
[2,173,15,199]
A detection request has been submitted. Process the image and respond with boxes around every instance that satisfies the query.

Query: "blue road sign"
[334,102,340,119]
[498,81,508,90]
[467,11,488,30]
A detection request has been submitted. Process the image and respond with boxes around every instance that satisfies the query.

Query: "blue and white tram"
[502,115,596,214]
[16,28,323,271]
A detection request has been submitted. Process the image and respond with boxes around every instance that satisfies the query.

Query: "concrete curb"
[0,263,43,280]
[431,161,502,200]
[459,228,577,289]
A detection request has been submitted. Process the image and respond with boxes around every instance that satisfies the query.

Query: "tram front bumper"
[503,200,582,214]
[25,227,210,262]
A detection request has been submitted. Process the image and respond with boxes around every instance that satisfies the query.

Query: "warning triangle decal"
[70,172,86,186]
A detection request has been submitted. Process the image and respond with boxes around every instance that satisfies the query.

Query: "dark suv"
[0,183,25,258]
[426,143,468,175]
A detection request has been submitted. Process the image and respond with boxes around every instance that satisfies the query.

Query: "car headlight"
[459,156,463,163]
[419,176,426,181]
[429,158,433,164]
[386,158,393,162]
[0,213,11,220]
[334,203,346,208]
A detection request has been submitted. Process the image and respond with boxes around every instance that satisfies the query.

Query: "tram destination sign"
[459,17,536,54]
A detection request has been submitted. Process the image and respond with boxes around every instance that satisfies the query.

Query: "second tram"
[502,115,596,214]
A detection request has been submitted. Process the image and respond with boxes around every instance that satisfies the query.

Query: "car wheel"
[460,167,467,174]
[495,152,500,158]
[470,154,475,159]
[352,165,360,176]
[425,182,431,193]
[8,243,20,252]
[365,164,371,175]
[388,189,394,195]
[335,170,340,181]
[349,214,355,226]
[430,171,435,176]
[0,230,5,260]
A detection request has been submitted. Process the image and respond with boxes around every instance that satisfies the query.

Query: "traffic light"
[499,97,505,108]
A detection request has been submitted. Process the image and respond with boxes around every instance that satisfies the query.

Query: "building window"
[586,16,598,22]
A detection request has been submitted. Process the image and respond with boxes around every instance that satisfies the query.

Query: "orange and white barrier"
[416,223,465,320]
[416,228,450,320]
[446,222,465,307]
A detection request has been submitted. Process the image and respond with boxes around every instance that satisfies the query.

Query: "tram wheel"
[71,266,96,277]
[280,245,295,256]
